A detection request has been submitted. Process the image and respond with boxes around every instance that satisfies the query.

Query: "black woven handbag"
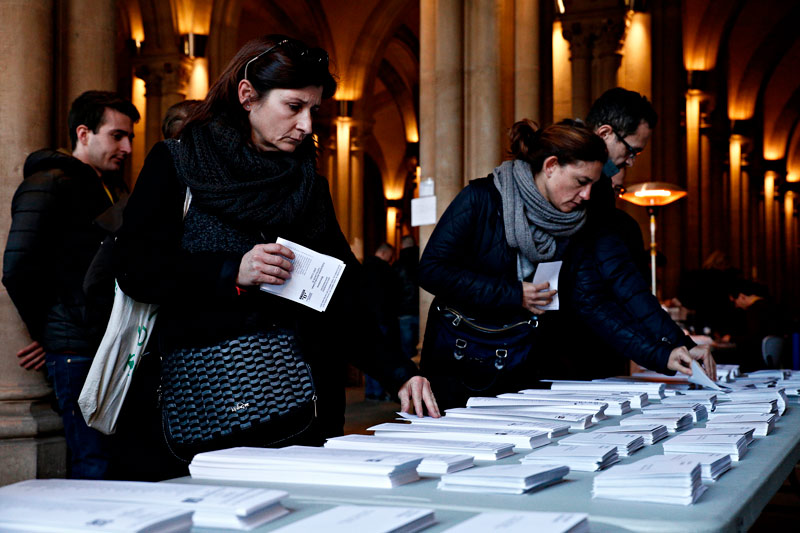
[160,329,316,461]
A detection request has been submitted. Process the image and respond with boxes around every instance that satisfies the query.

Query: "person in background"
[561,88,716,381]
[3,91,139,479]
[113,35,439,473]
[362,242,403,401]
[161,100,201,139]
[394,235,420,360]
[419,119,608,410]
[725,280,784,371]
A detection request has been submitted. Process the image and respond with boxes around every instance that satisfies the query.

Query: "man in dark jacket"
[3,91,139,479]
[561,88,715,379]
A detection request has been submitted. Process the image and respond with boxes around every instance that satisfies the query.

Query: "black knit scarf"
[166,117,327,238]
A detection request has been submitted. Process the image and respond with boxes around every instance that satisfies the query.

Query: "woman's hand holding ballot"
[521,281,557,314]
[667,344,717,379]
[237,243,295,286]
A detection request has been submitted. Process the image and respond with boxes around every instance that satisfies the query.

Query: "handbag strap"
[438,305,538,333]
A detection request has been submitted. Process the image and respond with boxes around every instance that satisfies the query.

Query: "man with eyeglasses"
[3,91,139,479]
[555,87,717,383]
[586,87,656,195]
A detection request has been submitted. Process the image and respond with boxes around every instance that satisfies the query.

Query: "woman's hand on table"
[237,243,295,286]
[521,281,557,314]
[398,376,441,418]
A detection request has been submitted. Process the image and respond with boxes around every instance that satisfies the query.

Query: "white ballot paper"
[270,505,435,533]
[688,360,730,391]
[532,261,562,310]
[259,237,345,312]
[411,196,437,227]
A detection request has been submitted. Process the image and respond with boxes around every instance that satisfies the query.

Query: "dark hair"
[585,87,657,136]
[68,91,140,150]
[729,279,769,299]
[162,100,200,139]
[509,118,608,171]
[181,34,337,147]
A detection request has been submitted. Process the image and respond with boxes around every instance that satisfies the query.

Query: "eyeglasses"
[243,39,329,81]
[614,130,644,161]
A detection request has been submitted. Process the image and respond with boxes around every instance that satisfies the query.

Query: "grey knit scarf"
[493,159,587,280]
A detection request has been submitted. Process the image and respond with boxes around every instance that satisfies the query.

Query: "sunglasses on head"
[614,130,644,160]
[244,39,329,81]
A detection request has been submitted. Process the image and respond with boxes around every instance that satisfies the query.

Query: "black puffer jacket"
[562,201,694,375]
[2,149,120,353]
[419,177,563,408]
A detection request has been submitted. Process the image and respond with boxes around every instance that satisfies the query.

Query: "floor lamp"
[619,182,687,296]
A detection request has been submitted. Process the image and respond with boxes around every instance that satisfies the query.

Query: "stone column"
[53,0,117,149]
[135,54,193,154]
[0,0,67,486]
[418,0,437,339]
[465,0,501,181]
[561,22,593,121]
[349,126,365,260]
[592,16,628,100]
[729,135,744,267]
[514,0,540,122]
[685,89,703,270]
[63,0,116,102]
[333,116,352,243]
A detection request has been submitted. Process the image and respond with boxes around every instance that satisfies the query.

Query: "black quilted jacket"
[561,206,695,375]
[418,177,522,319]
[418,177,568,408]
[2,150,119,353]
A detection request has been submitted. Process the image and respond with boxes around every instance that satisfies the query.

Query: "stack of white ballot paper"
[507,391,632,415]
[546,379,666,400]
[438,464,569,494]
[269,505,435,533]
[368,422,550,449]
[558,432,644,457]
[713,399,777,414]
[662,392,718,411]
[662,433,748,461]
[621,412,694,432]
[0,496,193,533]
[441,511,589,533]
[641,403,708,422]
[325,434,513,461]
[481,394,618,416]
[189,446,422,488]
[593,424,669,445]
[523,388,650,409]
[465,397,608,423]
[396,412,570,438]
[663,453,732,482]
[592,455,707,505]
[0,479,288,530]
[521,444,619,471]
[683,426,755,445]
[705,413,777,436]
[444,407,594,429]
[722,388,788,414]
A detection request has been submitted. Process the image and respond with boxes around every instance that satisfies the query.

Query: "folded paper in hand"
[532,261,562,311]
[259,237,345,312]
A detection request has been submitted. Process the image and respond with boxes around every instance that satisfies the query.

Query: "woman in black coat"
[113,35,438,469]
[419,119,608,410]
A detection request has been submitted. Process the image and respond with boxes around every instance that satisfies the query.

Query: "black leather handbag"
[160,329,316,461]
[434,305,538,391]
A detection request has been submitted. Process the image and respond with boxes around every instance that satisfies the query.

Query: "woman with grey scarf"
[418,119,608,410]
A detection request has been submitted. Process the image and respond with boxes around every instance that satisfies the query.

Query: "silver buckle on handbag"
[495,349,508,369]
[454,338,467,360]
